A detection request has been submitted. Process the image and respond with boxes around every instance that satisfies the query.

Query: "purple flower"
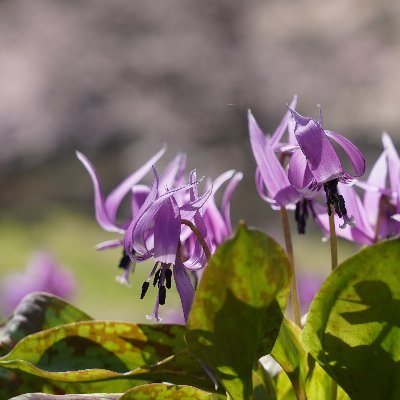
[123,168,213,321]
[78,146,188,284]
[297,273,324,314]
[0,252,76,315]
[202,170,243,252]
[248,98,327,235]
[288,107,365,229]
[76,145,166,234]
[248,97,301,209]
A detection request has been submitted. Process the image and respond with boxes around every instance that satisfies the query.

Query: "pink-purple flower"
[249,99,366,235]
[287,107,365,229]
[0,252,76,316]
[79,146,242,322]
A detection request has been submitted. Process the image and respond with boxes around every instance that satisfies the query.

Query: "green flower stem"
[328,206,338,271]
[280,206,301,327]
[328,205,338,400]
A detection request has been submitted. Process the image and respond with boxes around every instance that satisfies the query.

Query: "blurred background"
[0,0,398,320]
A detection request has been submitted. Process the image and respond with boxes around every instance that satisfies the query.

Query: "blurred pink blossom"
[298,273,324,314]
[0,252,76,315]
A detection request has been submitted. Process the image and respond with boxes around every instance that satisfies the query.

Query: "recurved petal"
[173,259,195,322]
[76,151,120,232]
[361,151,388,226]
[159,153,187,193]
[288,149,321,198]
[221,171,243,236]
[325,131,365,179]
[289,109,343,183]
[249,111,299,206]
[95,239,123,250]
[269,95,297,148]
[255,168,278,206]
[131,185,151,220]
[105,145,166,225]
[338,183,374,239]
[154,197,181,264]
[126,178,199,255]
[123,169,159,254]
[382,132,400,205]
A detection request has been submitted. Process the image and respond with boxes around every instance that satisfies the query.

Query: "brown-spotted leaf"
[186,224,291,400]
[0,292,92,356]
[119,383,225,399]
[9,395,120,400]
[0,321,215,392]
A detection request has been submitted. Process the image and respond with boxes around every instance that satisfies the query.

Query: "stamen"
[295,199,309,234]
[158,286,166,305]
[153,269,161,287]
[165,269,172,289]
[140,281,150,299]
[118,251,131,270]
[323,178,355,230]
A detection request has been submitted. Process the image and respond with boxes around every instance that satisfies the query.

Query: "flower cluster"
[79,99,400,322]
[78,147,242,321]
[249,97,367,235]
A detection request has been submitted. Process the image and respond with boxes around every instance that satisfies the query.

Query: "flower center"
[295,199,309,234]
[323,178,347,218]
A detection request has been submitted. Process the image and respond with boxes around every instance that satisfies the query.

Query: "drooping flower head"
[248,97,327,235]
[288,107,366,229]
[123,167,213,321]
[79,145,242,321]
[323,132,400,245]
[248,96,301,210]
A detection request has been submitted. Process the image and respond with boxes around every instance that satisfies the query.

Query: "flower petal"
[173,259,195,322]
[361,151,388,226]
[288,149,322,198]
[154,198,181,264]
[76,151,119,232]
[325,130,365,179]
[249,111,300,206]
[95,239,123,250]
[105,145,166,224]
[382,132,400,209]
[289,109,343,183]
[159,153,187,193]
[221,171,243,236]
[269,95,297,147]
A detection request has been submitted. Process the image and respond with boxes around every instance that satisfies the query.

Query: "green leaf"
[0,293,94,398]
[252,361,276,400]
[303,237,400,399]
[274,371,296,400]
[10,395,120,400]
[0,292,92,355]
[0,321,215,394]
[119,383,225,399]
[186,224,291,400]
[271,317,349,400]
[270,318,307,400]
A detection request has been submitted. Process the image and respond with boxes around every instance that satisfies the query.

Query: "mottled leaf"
[0,292,92,355]
[303,238,400,399]
[0,321,215,393]
[270,318,307,400]
[10,395,120,400]
[119,383,225,399]
[186,224,291,400]
[271,317,349,400]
